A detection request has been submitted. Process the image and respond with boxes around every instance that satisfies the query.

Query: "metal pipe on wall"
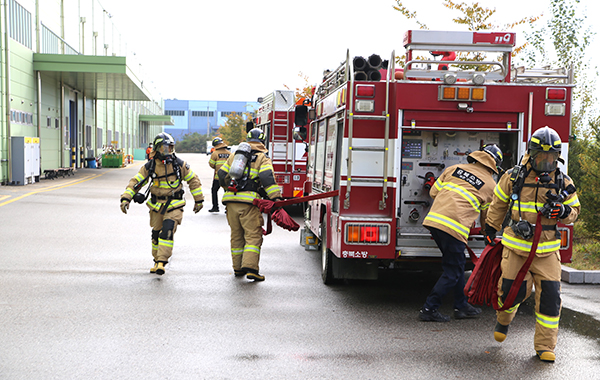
[4,0,12,183]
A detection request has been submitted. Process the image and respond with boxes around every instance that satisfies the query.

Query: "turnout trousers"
[149,208,183,263]
[225,202,264,272]
[423,227,469,311]
[496,248,562,352]
[211,179,221,210]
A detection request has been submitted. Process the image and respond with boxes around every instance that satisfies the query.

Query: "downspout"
[36,0,41,171]
[4,0,12,184]
[60,83,64,167]
[37,72,42,168]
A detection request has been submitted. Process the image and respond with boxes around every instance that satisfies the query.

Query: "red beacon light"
[546,88,566,101]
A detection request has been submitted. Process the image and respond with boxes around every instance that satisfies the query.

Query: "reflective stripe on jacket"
[217,141,281,205]
[486,160,580,257]
[209,144,231,180]
[422,156,497,244]
[120,156,204,212]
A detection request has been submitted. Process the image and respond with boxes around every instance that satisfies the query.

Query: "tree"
[218,112,252,146]
[392,0,540,69]
[576,117,600,239]
[284,72,316,105]
[521,0,597,130]
[175,132,209,153]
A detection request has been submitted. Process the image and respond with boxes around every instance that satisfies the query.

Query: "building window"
[192,111,214,117]
[165,110,185,116]
[221,111,242,117]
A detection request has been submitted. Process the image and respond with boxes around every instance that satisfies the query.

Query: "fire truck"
[299,30,575,283]
[256,90,310,199]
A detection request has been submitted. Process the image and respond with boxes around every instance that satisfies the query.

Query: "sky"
[98,0,598,103]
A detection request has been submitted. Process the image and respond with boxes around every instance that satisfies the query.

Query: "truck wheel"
[320,221,335,284]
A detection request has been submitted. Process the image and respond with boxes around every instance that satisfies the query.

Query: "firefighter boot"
[150,261,159,274]
[419,308,450,322]
[536,350,556,363]
[244,268,265,281]
[494,322,509,342]
[454,304,482,319]
[234,269,246,277]
[155,261,167,275]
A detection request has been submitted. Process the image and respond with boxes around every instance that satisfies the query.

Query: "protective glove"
[120,200,130,214]
[484,224,497,246]
[193,201,203,213]
[541,202,571,219]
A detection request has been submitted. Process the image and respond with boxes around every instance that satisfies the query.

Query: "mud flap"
[331,256,378,280]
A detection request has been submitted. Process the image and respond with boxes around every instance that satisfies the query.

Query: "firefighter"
[120,132,204,275]
[145,143,152,161]
[207,137,231,213]
[485,126,580,363]
[217,128,282,281]
[419,144,503,322]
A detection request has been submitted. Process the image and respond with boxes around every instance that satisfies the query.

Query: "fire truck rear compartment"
[396,129,520,259]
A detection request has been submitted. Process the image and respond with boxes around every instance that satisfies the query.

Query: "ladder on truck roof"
[402,30,516,83]
[342,50,393,211]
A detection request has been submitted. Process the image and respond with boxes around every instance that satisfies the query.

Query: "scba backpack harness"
[132,155,186,214]
[465,161,574,309]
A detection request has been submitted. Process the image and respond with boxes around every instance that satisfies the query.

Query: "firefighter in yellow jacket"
[420,144,503,322]
[217,128,282,281]
[208,137,231,213]
[485,127,580,363]
[120,132,204,275]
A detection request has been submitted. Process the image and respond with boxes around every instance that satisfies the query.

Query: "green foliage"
[522,0,597,133]
[575,117,600,239]
[175,132,209,153]
[392,0,540,70]
[219,112,252,146]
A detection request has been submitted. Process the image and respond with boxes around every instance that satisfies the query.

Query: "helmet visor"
[531,150,559,172]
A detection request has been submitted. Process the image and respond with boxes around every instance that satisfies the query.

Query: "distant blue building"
[164,99,259,140]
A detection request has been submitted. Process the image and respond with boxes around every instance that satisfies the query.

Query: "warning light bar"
[346,223,389,245]
[439,86,486,102]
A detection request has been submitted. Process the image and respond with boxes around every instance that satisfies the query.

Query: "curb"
[561,265,600,284]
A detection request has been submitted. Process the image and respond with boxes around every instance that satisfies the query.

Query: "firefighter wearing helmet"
[419,144,503,322]
[485,126,580,362]
[207,137,231,213]
[217,128,282,281]
[120,132,204,275]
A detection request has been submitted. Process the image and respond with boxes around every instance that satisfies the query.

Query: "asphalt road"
[1,153,599,379]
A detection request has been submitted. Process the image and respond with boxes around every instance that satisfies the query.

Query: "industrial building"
[164,99,259,141]
[0,0,170,185]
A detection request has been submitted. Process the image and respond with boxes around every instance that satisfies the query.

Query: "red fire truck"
[256,90,310,199]
[299,30,575,283]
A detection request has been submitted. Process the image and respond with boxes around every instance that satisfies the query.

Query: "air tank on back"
[229,142,252,180]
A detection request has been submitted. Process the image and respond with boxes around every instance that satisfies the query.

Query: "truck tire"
[320,221,335,284]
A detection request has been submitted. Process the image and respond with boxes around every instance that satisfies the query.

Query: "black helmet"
[247,128,265,143]
[528,126,562,173]
[212,137,223,147]
[153,132,175,159]
[481,144,503,169]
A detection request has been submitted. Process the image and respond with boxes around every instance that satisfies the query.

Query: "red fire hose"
[253,190,339,235]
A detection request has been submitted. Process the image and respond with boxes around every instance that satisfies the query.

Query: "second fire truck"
[256,90,310,199]
[299,30,575,283]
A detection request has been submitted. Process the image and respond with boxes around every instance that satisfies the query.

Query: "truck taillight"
[546,88,566,101]
[439,86,486,102]
[276,174,290,184]
[356,85,375,97]
[346,224,389,244]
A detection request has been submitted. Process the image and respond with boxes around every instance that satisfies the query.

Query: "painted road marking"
[0,172,108,207]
